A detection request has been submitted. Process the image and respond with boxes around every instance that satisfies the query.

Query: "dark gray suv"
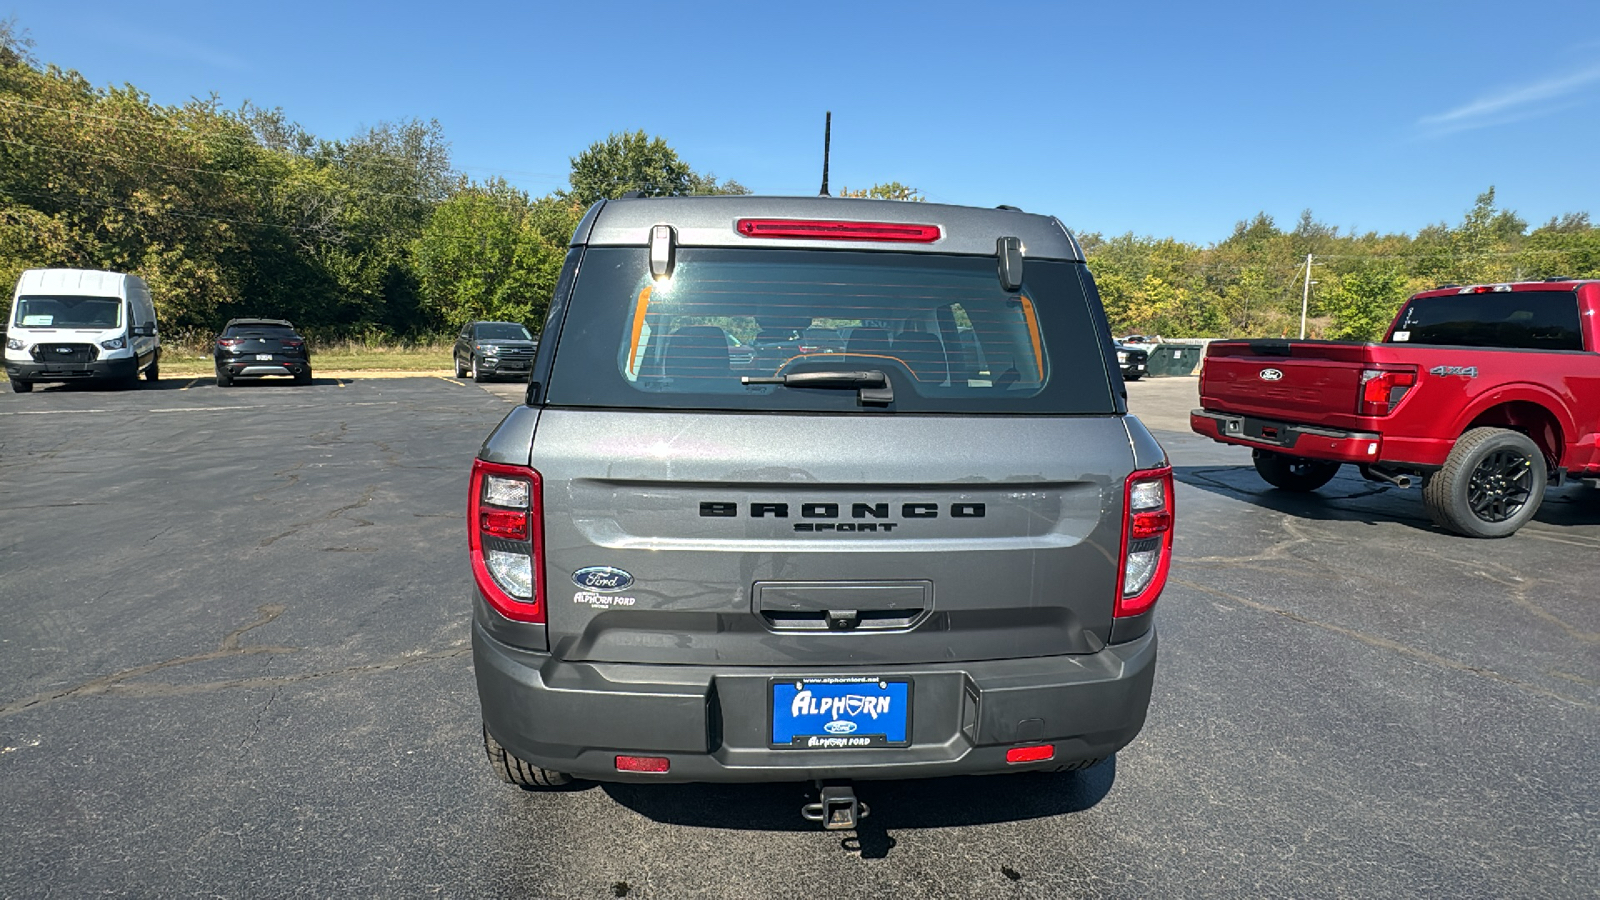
[470,196,1171,826]
[453,321,537,382]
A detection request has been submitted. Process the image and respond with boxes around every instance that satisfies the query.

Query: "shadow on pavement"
[1178,464,1600,531]
[600,758,1116,856]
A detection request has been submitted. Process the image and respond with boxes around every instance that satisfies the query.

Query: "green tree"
[1320,263,1413,340]
[564,131,693,206]
[413,179,565,329]
[838,181,924,201]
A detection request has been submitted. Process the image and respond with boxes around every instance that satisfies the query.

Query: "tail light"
[1116,466,1174,618]
[1358,368,1416,416]
[282,339,304,350]
[218,338,243,350]
[468,458,545,623]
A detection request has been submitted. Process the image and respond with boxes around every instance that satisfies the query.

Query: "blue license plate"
[770,677,911,749]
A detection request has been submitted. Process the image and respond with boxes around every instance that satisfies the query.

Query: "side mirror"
[132,324,156,337]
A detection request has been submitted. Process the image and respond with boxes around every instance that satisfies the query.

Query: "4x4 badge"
[572,566,634,592]
[1259,368,1284,381]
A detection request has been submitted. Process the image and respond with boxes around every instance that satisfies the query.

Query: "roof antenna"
[819,111,831,197]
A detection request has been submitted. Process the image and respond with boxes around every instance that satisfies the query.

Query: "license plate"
[255,354,273,360]
[770,677,911,749]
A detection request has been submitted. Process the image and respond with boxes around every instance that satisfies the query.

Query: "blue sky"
[8,0,1600,243]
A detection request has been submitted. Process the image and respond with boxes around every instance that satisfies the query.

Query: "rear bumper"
[475,620,1156,784]
[5,357,137,383]
[1190,409,1382,463]
[478,358,532,376]
[219,359,310,378]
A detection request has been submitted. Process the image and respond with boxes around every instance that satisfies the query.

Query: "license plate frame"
[768,676,912,749]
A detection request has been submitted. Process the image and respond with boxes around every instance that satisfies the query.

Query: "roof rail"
[995,204,1023,212]
[1542,276,1575,282]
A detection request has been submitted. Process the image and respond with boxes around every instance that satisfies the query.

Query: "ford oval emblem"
[824,720,858,734]
[571,566,634,593]
[1259,368,1284,381]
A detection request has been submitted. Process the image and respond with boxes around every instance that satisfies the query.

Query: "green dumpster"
[1147,344,1204,377]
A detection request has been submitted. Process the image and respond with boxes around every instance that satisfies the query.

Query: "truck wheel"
[483,724,572,788]
[1422,427,1546,538]
[10,379,32,393]
[1252,450,1340,492]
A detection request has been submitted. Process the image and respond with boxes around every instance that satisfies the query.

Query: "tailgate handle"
[825,609,859,630]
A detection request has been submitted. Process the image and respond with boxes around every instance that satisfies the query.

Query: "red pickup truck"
[1191,279,1600,537]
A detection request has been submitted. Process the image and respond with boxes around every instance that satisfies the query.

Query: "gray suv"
[470,196,1171,827]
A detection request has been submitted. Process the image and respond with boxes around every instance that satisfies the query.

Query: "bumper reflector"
[615,755,670,773]
[1006,744,1055,764]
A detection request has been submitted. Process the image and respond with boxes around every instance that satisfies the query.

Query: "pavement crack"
[0,604,296,719]
[258,487,377,547]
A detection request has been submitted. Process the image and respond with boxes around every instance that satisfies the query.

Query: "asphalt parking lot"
[1,374,1595,898]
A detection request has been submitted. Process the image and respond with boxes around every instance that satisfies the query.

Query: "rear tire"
[483,724,572,788]
[144,358,160,382]
[10,379,32,393]
[1422,427,1546,538]
[1252,450,1341,492]
[295,368,312,385]
[215,369,233,388]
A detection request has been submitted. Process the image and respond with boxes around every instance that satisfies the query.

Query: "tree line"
[3,22,1597,343]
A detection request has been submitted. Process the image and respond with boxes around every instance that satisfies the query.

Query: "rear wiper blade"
[741,369,894,405]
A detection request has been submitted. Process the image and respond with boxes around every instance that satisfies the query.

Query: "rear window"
[1390,291,1584,351]
[545,248,1117,414]
[224,324,297,338]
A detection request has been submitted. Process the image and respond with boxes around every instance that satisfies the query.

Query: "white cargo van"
[4,268,161,393]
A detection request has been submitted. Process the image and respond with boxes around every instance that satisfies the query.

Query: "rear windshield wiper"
[741,370,894,406]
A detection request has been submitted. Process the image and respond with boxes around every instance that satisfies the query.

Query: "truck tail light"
[1116,466,1174,618]
[1358,368,1417,416]
[468,458,544,623]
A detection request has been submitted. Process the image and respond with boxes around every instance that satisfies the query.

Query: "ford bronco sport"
[470,196,1172,826]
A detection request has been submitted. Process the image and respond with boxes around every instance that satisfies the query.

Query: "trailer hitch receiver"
[802,783,867,830]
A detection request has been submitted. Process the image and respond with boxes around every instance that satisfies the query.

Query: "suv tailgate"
[533,410,1133,667]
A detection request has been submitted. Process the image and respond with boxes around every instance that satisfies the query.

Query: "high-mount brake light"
[468,459,545,624]
[735,218,942,243]
[1358,368,1417,416]
[1459,284,1512,294]
[1116,466,1174,618]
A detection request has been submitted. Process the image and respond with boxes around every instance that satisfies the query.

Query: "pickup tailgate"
[1200,340,1380,421]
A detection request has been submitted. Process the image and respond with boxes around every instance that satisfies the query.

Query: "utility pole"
[1299,254,1314,339]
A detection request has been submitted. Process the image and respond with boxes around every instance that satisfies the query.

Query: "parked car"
[214,318,311,386]
[1116,341,1149,381]
[1191,279,1600,537]
[470,195,1171,827]
[454,321,538,383]
[4,268,160,393]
